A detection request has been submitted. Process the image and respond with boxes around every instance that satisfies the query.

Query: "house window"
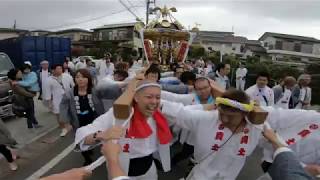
[294,43,301,52]
[108,31,113,40]
[264,42,268,47]
[240,45,245,53]
[291,57,301,62]
[275,41,283,50]
[268,44,274,50]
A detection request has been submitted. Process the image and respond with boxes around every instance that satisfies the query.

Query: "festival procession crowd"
[0,52,318,180]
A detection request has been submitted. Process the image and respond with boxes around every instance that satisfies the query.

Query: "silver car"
[0,53,15,118]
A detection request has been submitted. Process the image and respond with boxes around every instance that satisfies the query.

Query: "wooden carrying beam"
[112,67,147,119]
[113,79,138,119]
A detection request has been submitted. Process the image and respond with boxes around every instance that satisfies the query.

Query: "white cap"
[40,60,49,65]
[24,61,32,66]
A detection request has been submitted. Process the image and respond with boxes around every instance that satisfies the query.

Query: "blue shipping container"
[0,36,71,70]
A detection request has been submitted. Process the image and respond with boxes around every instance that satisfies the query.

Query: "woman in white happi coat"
[75,80,173,180]
[47,64,74,136]
[246,72,274,106]
[47,66,74,114]
[161,88,320,180]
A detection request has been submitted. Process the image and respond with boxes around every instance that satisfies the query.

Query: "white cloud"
[0,0,320,39]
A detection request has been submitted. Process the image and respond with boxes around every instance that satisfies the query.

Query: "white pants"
[130,162,158,180]
[236,79,245,91]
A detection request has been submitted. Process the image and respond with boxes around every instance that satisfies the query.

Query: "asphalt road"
[0,100,265,180]
[0,130,265,180]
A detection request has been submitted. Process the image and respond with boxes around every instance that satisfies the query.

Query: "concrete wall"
[313,44,320,55]
[0,32,19,40]
[52,32,92,41]
[201,42,243,55]
[261,36,276,50]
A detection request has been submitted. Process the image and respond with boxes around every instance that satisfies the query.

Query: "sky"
[0,0,320,40]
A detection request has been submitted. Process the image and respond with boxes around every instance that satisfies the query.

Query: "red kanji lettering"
[243,128,249,134]
[215,132,224,141]
[211,144,220,151]
[298,129,311,138]
[218,124,224,130]
[286,138,295,145]
[240,136,249,144]
[237,148,246,156]
[309,124,319,130]
[123,144,130,153]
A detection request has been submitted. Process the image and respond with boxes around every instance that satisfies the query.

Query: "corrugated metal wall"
[0,36,71,70]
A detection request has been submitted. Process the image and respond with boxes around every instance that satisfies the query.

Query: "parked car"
[0,53,15,119]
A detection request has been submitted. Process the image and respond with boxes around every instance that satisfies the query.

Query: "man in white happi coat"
[97,53,115,82]
[160,88,320,180]
[75,80,174,180]
[37,60,51,108]
[290,136,320,177]
[47,64,74,137]
[246,71,274,107]
[235,63,247,91]
[161,77,216,166]
[291,74,312,109]
[273,76,296,109]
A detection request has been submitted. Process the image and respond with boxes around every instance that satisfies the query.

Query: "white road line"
[25,143,75,180]
[0,125,59,161]
[25,125,59,146]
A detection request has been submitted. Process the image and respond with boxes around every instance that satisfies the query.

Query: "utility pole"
[146,0,155,25]
[13,20,16,29]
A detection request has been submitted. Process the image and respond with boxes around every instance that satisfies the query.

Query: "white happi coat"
[161,91,214,145]
[47,73,74,114]
[290,136,320,166]
[236,67,247,91]
[97,61,114,81]
[161,101,320,180]
[40,69,51,100]
[161,100,263,180]
[295,87,312,109]
[261,107,320,164]
[246,85,274,107]
[274,88,292,109]
[215,71,229,90]
[75,108,172,179]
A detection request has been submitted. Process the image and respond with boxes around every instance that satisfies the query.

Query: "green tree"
[188,45,206,58]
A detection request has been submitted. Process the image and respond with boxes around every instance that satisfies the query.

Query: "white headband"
[196,75,210,81]
[135,83,161,92]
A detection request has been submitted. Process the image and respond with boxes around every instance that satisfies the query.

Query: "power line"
[126,0,144,18]
[45,9,129,30]
[25,6,142,30]
[126,0,138,14]
[138,0,145,7]
[119,0,142,21]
